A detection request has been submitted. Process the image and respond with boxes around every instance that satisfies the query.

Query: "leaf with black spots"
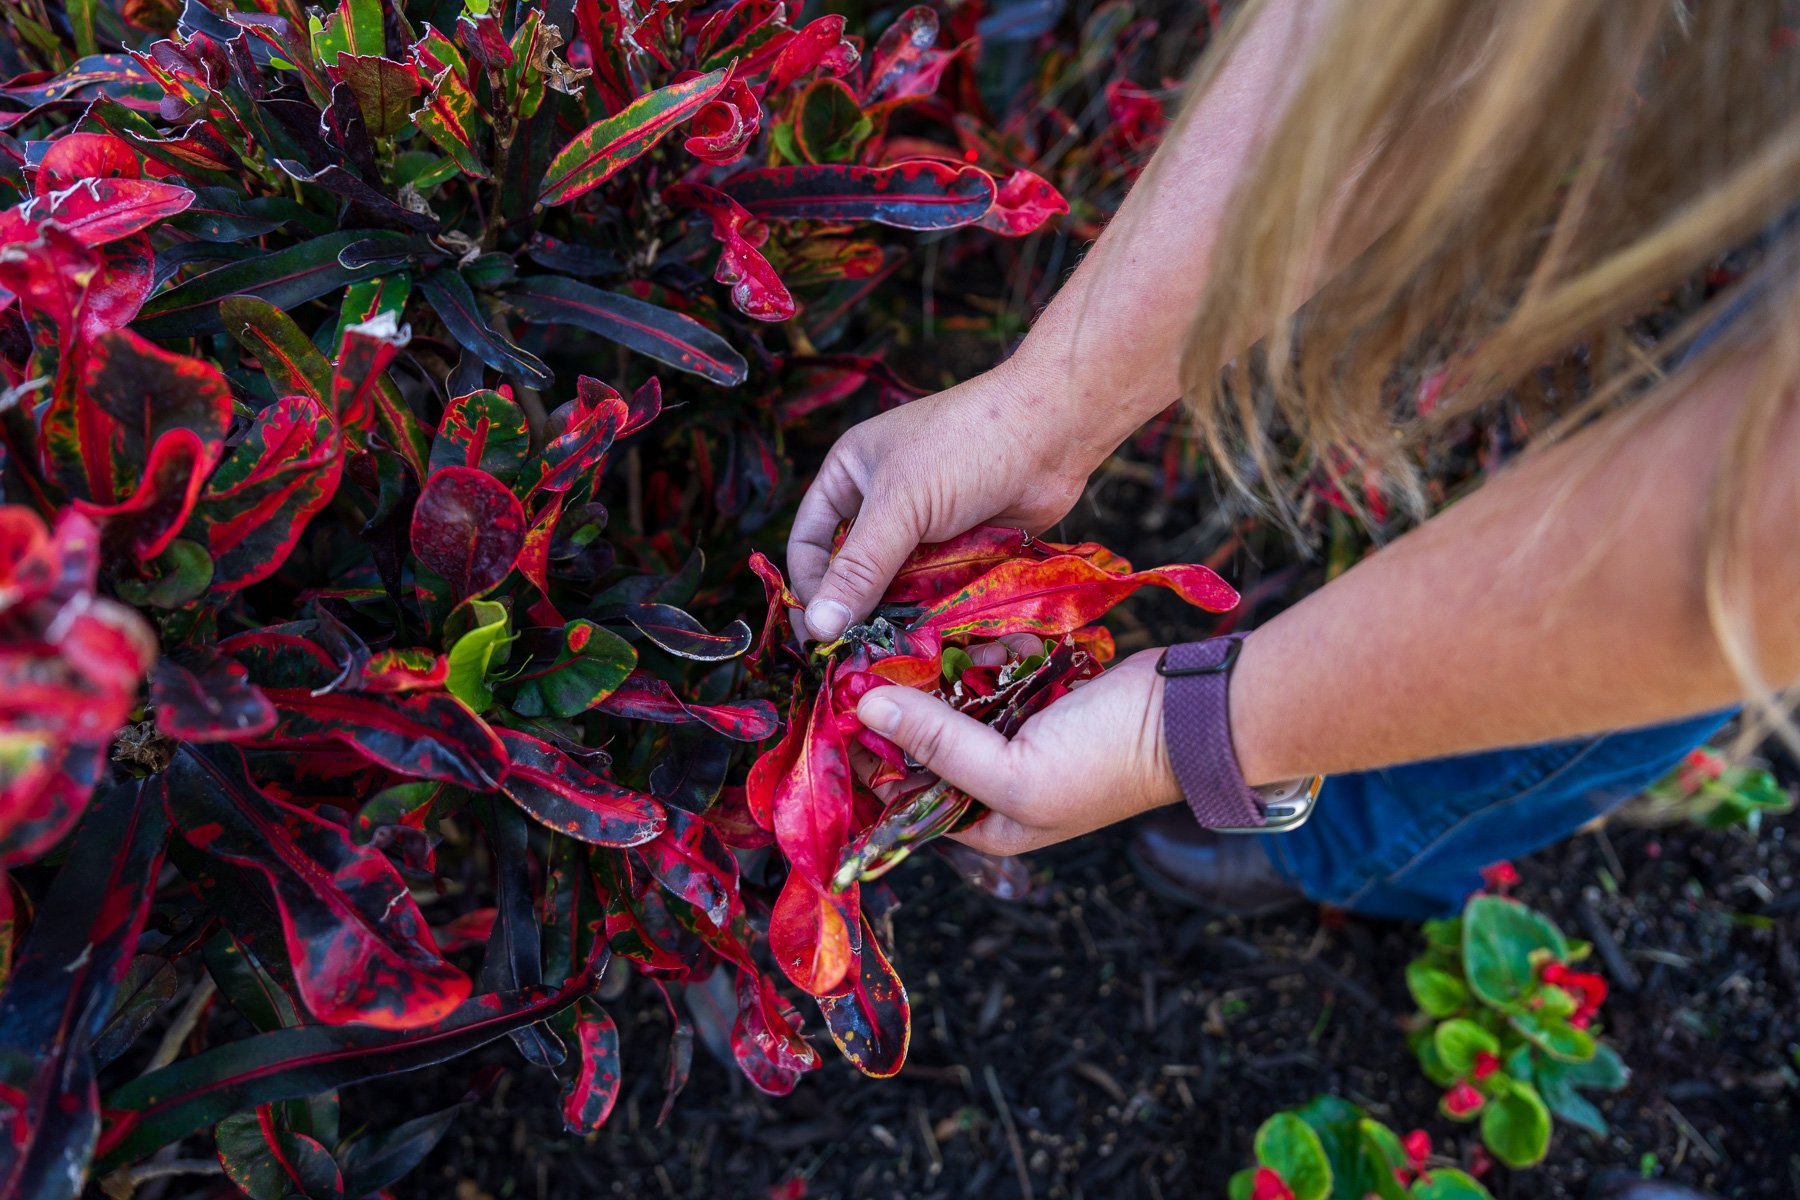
[165,746,472,1029]
[497,729,665,848]
[818,914,910,1077]
[559,999,621,1133]
[410,465,527,601]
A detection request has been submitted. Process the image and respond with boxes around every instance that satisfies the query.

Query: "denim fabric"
[1261,710,1732,920]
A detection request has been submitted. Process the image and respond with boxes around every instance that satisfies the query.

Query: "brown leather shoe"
[1127,809,1308,916]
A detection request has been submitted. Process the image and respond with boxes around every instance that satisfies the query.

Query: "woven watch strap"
[1159,637,1266,830]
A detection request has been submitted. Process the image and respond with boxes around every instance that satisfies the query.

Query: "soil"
[378,786,1799,1200]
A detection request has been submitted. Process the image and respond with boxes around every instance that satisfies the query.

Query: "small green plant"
[1643,747,1795,831]
[1404,892,1628,1168]
[1230,1096,1492,1200]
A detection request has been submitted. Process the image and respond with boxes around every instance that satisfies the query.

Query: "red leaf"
[976,169,1069,236]
[150,652,276,742]
[634,808,736,928]
[165,747,472,1029]
[766,14,860,93]
[913,554,1239,640]
[683,76,761,167]
[27,177,194,244]
[515,380,628,500]
[411,466,527,601]
[594,670,778,742]
[768,872,857,997]
[497,729,666,848]
[664,182,794,322]
[34,133,141,192]
[729,967,821,1095]
[187,392,340,590]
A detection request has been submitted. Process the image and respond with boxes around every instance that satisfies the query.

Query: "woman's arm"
[786,0,1332,639]
[1228,353,1800,785]
[856,354,1800,854]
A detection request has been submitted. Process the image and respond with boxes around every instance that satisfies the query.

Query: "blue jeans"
[1261,711,1732,920]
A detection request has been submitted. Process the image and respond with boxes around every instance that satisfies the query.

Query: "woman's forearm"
[1229,357,1800,786]
[1012,0,1335,460]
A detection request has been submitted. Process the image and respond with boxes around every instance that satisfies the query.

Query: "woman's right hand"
[786,353,1102,641]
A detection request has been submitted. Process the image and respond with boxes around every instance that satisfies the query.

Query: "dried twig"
[984,1064,1034,1200]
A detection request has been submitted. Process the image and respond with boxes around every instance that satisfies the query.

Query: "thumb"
[805,501,919,640]
[857,686,1018,806]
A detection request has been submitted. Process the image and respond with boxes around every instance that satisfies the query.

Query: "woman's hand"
[786,355,1100,641]
[854,648,1185,855]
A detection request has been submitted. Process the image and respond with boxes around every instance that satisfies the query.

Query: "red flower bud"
[1470,1145,1495,1178]
[1472,1050,1501,1080]
[1443,1080,1486,1117]
[1478,861,1521,892]
[1403,1129,1432,1169]
[1251,1166,1295,1200]
[1540,961,1569,986]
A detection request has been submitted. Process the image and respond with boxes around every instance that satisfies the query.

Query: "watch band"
[1158,636,1267,830]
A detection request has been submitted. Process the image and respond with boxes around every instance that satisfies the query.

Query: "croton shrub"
[0,0,1199,1194]
[1404,894,1629,1169]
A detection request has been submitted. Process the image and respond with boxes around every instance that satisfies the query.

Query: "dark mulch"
[376,798,1798,1200]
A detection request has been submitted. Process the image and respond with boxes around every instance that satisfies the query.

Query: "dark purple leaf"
[594,671,777,742]
[410,466,527,601]
[419,268,551,387]
[0,778,167,1200]
[722,161,996,230]
[510,276,747,386]
[151,651,277,742]
[624,601,754,662]
[497,729,665,848]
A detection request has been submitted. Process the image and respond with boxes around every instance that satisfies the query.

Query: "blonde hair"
[1175,0,1800,747]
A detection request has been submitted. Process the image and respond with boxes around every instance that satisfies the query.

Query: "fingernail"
[806,599,852,640]
[859,695,900,735]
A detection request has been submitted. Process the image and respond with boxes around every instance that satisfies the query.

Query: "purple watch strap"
[1160,636,1265,829]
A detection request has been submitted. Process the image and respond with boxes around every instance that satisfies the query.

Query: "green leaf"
[215,1110,344,1200]
[506,621,637,718]
[68,0,97,58]
[1462,896,1568,1010]
[795,77,872,163]
[1480,1080,1551,1168]
[539,69,731,206]
[1406,961,1469,1017]
[1227,1169,1256,1200]
[1557,1041,1628,1090]
[1433,1017,1501,1077]
[1414,1032,1459,1087]
[116,538,213,608]
[1254,1113,1331,1200]
[1536,1066,1609,1138]
[1410,1169,1496,1200]
[446,600,512,711]
[430,389,530,482]
[1507,1009,1595,1063]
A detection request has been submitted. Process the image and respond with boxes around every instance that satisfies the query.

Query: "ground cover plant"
[1232,1096,1492,1200]
[0,0,1105,1194]
[1405,891,1629,1169]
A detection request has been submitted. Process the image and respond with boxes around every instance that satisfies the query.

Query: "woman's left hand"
[854,648,1185,856]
